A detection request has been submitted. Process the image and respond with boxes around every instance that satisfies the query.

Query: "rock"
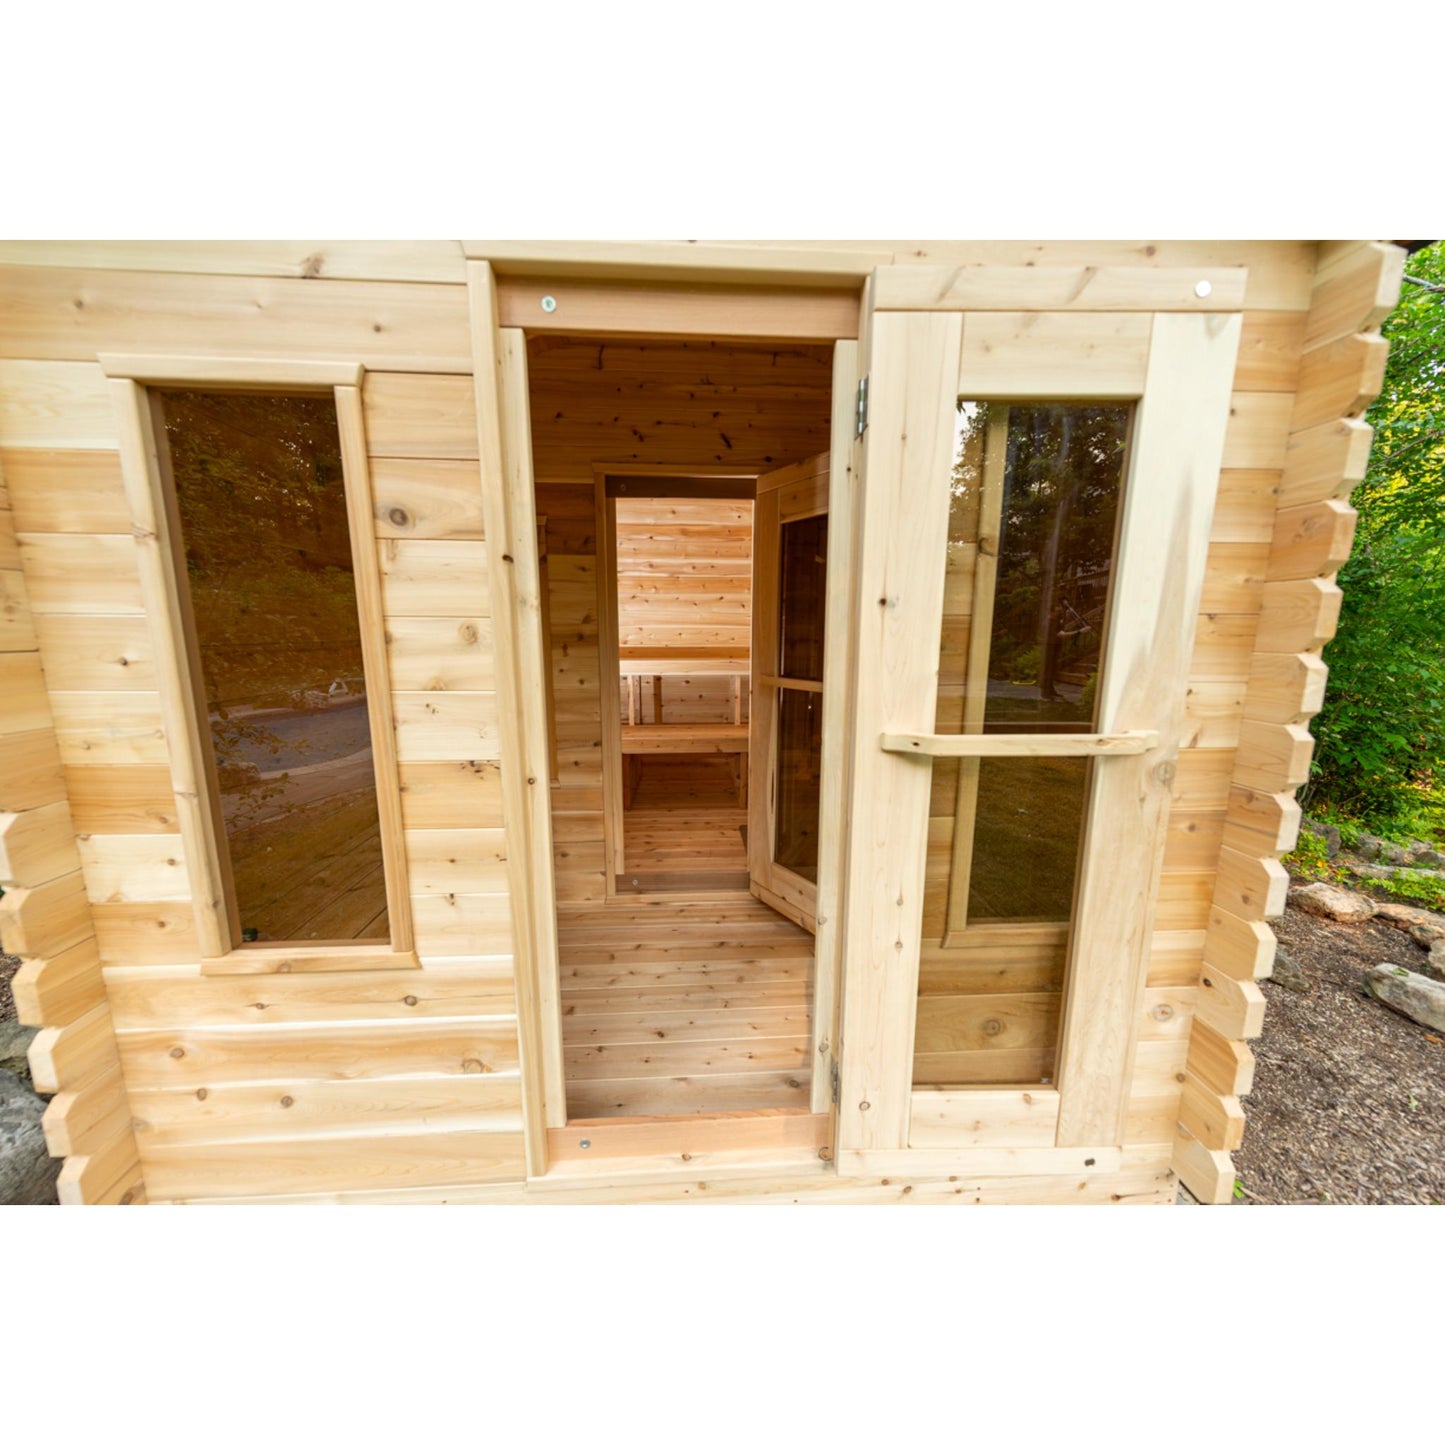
[1268,945,1310,993]
[1409,846,1445,869]
[1355,834,1386,860]
[1395,867,1445,887]
[0,1018,38,1089]
[1378,841,1413,866]
[1303,818,1342,858]
[1423,948,1445,985]
[1341,859,1396,881]
[1408,922,1445,951]
[1289,882,1377,923]
[1376,900,1445,931]
[1365,963,1445,1032]
[0,1070,60,1205]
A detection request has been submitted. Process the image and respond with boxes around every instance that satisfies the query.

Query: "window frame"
[106,356,418,975]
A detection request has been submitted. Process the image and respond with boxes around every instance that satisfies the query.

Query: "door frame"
[593,463,761,895]
[473,257,866,1172]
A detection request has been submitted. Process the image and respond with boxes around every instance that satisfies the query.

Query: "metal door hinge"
[855,375,869,439]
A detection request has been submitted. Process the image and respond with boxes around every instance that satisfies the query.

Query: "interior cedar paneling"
[526,335,833,481]
[530,336,833,909]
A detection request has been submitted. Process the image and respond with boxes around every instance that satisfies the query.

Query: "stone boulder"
[1365,963,1445,1032]
[1342,859,1396,881]
[1289,882,1377,923]
[1303,818,1342,858]
[1375,900,1443,931]
[1268,945,1310,994]
[1409,845,1445,870]
[0,1069,60,1205]
[0,1018,39,1089]
[1409,921,1445,951]
[1423,947,1445,986]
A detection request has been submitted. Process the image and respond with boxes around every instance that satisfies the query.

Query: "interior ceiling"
[526,334,835,482]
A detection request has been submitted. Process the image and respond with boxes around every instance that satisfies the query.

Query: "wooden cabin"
[0,239,1404,1205]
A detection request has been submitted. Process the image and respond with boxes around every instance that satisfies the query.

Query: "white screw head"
[540,295,558,313]
[1194,279,1213,298]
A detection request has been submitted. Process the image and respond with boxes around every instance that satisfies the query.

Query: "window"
[114,371,415,972]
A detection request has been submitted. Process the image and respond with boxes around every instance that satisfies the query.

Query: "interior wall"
[615,496,752,663]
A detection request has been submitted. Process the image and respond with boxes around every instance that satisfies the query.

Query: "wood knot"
[279,1095,295,1108]
[858,1099,870,1111]
[403,995,418,1007]
[169,1047,185,1059]
[981,1018,1003,1037]
[196,1088,208,1101]
[388,507,410,528]
[462,1057,486,1074]
[1152,1004,1175,1021]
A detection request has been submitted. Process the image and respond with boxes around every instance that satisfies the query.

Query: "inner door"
[833,280,1242,1172]
[748,452,830,933]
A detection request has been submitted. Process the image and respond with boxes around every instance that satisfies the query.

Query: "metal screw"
[579,1138,590,1149]
[540,295,557,314]
[1194,279,1213,298]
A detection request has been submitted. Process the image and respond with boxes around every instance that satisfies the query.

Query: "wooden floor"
[619,756,748,894]
[558,892,816,1119]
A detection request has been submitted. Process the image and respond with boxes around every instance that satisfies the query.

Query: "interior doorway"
[525,332,841,1121]
[609,478,754,896]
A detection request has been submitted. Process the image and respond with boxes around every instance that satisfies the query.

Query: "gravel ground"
[1231,900,1445,1205]
[1,951,19,1025]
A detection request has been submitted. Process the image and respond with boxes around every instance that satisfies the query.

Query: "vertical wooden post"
[467,262,565,1165]
[835,310,963,1156]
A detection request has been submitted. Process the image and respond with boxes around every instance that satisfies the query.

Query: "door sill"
[544,1110,829,1178]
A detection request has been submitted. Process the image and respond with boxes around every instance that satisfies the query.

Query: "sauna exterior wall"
[0,240,1392,1204]
[0,258,524,1200]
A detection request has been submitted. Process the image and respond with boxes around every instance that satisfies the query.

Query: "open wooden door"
[832,274,1243,1174]
[748,452,830,933]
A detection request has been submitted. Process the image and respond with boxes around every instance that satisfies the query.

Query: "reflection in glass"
[778,512,827,682]
[774,686,822,881]
[159,390,388,944]
[915,401,1131,1089]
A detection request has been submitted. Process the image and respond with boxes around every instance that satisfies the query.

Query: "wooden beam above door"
[496,276,860,342]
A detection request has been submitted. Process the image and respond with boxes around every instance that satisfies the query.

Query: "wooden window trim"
[107,357,418,976]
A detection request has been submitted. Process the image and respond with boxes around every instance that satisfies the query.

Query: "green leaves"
[1309,242,1445,830]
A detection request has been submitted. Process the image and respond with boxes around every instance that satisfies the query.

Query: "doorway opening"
[613,480,754,895]
[526,332,837,1122]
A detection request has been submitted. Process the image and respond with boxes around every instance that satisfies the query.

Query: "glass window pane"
[915,401,1131,1089]
[159,390,389,944]
[778,512,827,681]
[773,686,822,881]
[966,756,1089,922]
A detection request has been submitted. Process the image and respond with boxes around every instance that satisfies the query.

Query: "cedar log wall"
[0,241,1402,1203]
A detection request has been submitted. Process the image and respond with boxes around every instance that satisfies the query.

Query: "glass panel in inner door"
[915,401,1131,1088]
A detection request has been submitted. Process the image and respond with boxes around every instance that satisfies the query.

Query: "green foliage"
[1306,242,1445,831]
[1285,826,1337,882]
[1377,870,1445,911]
